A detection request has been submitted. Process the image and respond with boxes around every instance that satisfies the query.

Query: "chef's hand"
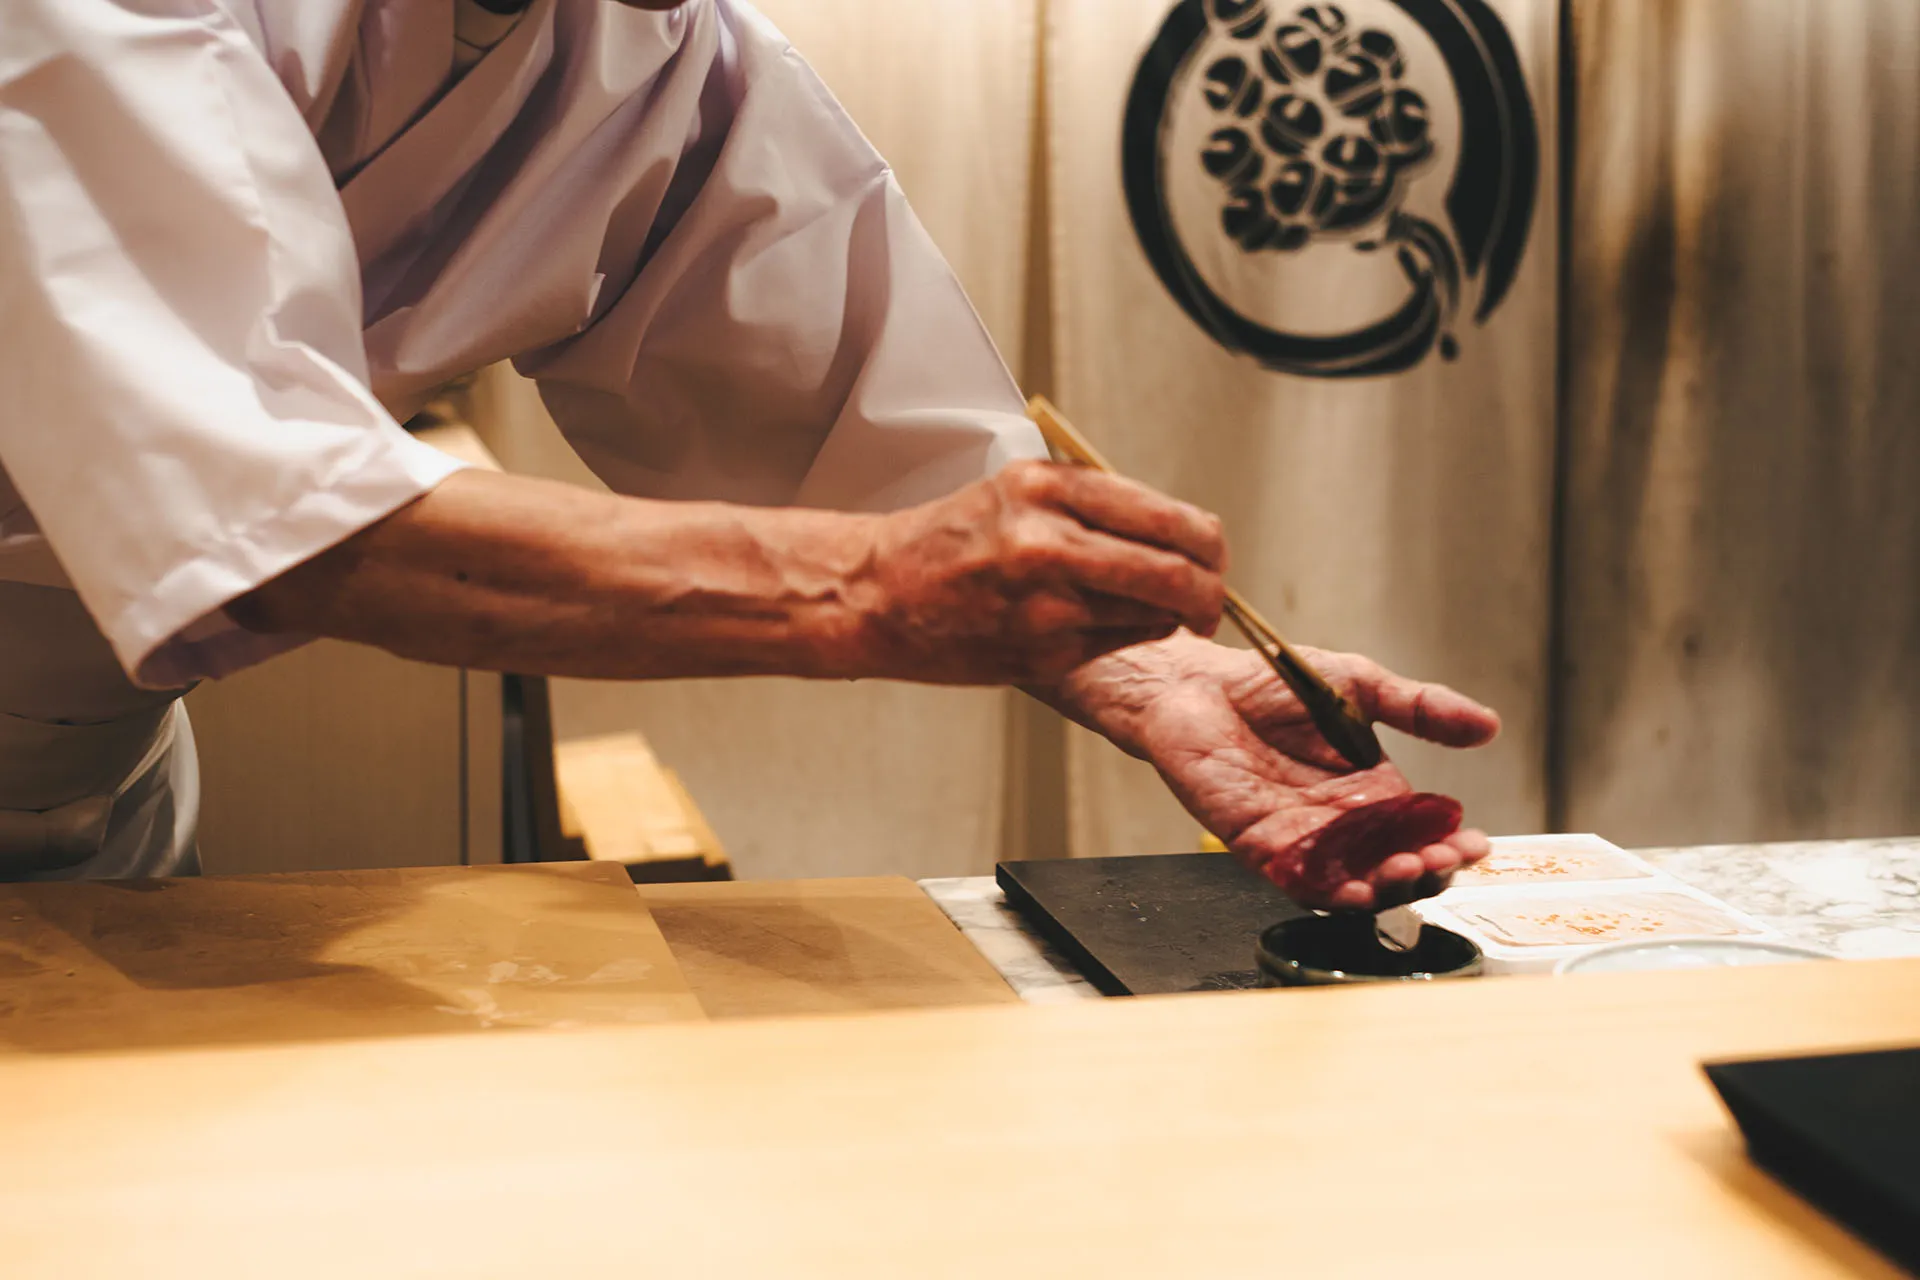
[1037,631,1501,910]
[845,461,1227,684]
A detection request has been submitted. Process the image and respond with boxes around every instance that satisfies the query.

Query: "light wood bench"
[554,732,732,883]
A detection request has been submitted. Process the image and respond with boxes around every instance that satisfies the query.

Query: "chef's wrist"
[1020,680,1137,755]
[1023,636,1190,761]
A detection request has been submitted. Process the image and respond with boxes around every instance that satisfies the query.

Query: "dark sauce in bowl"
[1256,913,1483,986]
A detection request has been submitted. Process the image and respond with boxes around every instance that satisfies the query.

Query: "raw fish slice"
[1269,792,1464,901]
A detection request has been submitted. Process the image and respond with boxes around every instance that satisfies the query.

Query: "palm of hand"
[1093,638,1496,910]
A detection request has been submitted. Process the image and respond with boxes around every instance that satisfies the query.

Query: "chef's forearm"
[229,470,880,679]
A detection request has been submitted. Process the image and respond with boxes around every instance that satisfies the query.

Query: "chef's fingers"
[1014,592,1170,636]
[1442,829,1491,868]
[1081,591,1186,629]
[1325,880,1378,911]
[1419,840,1465,876]
[1318,652,1501,748]
[1420,842,1463,876]
[1005,463,1228,572]
[1321,848,1428,911]
[1373,851,1429,883]
[1030,625,1181,674]
[1018,519,1225,635]
[1376,835,1488,886]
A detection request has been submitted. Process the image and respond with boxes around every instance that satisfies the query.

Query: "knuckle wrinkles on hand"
[1003,460,1056,504]
[1007,527,1062,576]
[1022,593,1087,636]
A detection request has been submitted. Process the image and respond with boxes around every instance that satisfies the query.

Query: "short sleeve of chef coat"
[0,0,467,689]
[513,0,1046,515]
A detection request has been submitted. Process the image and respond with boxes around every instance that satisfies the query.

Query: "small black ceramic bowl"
[1256,912,1484,987]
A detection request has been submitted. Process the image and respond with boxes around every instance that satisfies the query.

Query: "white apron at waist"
[0,522,71,591]
[0,549,200,880]
[0,702,198,879]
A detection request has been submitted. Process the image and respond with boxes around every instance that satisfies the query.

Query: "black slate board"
[997,854,1308,996]
[1705,1046,1920,1276]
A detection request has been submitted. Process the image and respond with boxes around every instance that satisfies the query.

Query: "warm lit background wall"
[469,0,1920,880]
[1560,0,1920,847]
[1045,0,1560,859]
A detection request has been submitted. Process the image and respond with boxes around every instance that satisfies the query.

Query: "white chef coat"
[0,0,1041,877]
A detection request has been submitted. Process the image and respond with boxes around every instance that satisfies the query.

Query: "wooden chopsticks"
[1025,396,1385,772]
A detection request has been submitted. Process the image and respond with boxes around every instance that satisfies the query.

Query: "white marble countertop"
[921,837,1920,1002]
[1636,838,1920,958]
[918,875,1101,1002]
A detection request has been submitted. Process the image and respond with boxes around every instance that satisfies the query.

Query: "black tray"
[996,854,1308,996]
[1705,1045,1920,1275]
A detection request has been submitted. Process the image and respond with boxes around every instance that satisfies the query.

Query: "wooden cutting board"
[0,862,702,1054]
[639,876,1018,1018]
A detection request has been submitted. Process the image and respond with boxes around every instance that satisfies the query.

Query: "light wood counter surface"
[3,956,1917,1277]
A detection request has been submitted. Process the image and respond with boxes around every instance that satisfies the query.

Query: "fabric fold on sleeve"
[0,0,466,689]
[516,0,1045,515]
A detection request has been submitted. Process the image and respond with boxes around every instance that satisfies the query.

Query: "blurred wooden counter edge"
[2,958,1917,1277]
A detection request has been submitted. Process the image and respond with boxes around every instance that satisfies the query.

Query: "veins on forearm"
[231,472,887,682]
[1022,638,1186,760]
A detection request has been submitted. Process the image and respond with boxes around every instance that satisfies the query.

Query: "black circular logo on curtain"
[1123,0,1538,378]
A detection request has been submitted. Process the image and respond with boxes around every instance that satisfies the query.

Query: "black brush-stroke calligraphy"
[1123,0,1538,378]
